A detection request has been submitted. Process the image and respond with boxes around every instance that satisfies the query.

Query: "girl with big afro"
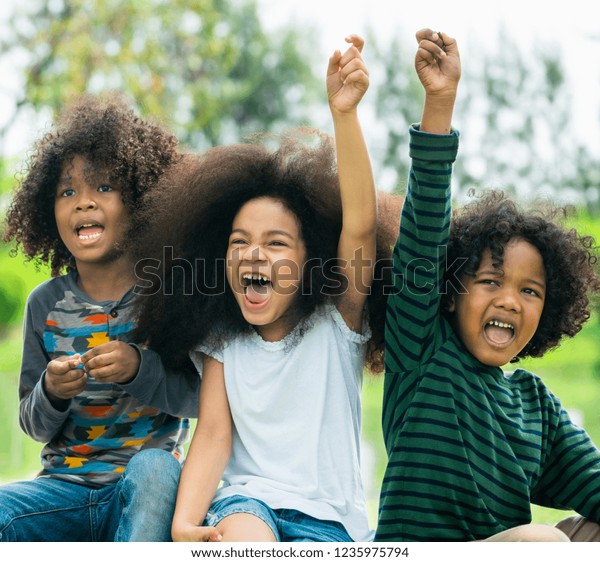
[134,35,400,542]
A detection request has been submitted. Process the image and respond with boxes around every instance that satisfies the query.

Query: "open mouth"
[76,222,104,240]
[484,319,515,346]
[241,272,273,305]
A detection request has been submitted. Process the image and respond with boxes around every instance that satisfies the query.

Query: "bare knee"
[484,523,570,542]
[216,513,277,542]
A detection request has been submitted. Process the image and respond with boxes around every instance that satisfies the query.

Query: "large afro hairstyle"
[443,190,600,361]
[3,93,181,276]
[132,128,402,374]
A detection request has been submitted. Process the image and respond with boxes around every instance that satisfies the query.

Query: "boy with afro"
[1,94,199,541]
[376,29,600,541]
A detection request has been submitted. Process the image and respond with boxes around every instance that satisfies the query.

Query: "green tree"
[0,0,320,151]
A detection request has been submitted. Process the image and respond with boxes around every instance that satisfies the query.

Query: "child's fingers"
[64,354,85,372]
[339,69,369,97]
[338,46,367,76]
[48,356,78,375]
[415,28,443,46]
[438,32,458,54]
[345,34,364,53]
[417,39,447,63]
[193,526,222,542]
[416,29,457,58]
[82,340,132,369]
[327,49,342,77]
[81,341,117,363]
[48,367,87,390]
[82,350,115,371]
[61,372,88,389]
[338,57,369,83]
[338,35,365,66]
[87,365,118,380]
[415,28,436,42]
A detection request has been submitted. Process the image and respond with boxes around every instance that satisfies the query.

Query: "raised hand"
[415,29,461,100]
[415,29,461,135]
[327,34,369,114]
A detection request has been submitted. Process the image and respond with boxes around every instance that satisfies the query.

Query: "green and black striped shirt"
[376,125,600,542]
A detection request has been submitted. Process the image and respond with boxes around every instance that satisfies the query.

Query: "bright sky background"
[259,0,600,138]
[1,0,599,161]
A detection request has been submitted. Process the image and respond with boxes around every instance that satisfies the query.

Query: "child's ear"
[446,294,456,313]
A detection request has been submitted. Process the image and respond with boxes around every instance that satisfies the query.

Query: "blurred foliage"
[1,3,598,210]
[0,0,320,151]
[0,161,25,332]
[368,26,600,214]
[368,32,424,193]
[0,277,22,333]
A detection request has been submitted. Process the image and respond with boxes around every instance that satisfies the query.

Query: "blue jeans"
[0,449,181,542]
[206,495,354,542]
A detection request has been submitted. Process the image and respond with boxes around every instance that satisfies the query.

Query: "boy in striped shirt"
[377,29,600,541]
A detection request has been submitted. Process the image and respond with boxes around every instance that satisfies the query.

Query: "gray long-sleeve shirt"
[19,271,199,487]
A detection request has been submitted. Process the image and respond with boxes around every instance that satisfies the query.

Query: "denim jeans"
[206,495,354,542]
[0,449,181,542]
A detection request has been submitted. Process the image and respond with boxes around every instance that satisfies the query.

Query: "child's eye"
[59,188,75,198]
[269,240,286,247]
[230,239,247,246]
[479,279,498,286]
[523,288,540,297]
[97,185,113,193]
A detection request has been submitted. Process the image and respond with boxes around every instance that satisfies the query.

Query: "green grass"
[0,246,51,483]
[361,374,386,526]
[0,328,40,482]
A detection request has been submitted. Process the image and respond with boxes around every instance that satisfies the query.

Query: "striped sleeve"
[385,125,459,375]
[532,404,600,522]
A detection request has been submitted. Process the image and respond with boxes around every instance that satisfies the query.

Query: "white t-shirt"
[190,303,373,542]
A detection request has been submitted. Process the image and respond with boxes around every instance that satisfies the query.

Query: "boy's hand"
[44,354,87,402]
[81,340,141,384]
[327,34,369,115]
[172,524,222,542]
[415,29,461,102]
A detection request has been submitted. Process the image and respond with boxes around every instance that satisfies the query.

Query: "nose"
[493,286,521,313]
[75,196,97,211]
[241,244,265,263]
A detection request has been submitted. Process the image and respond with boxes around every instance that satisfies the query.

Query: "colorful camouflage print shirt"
[18,271,197,488]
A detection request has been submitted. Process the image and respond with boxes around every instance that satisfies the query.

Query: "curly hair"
[443,190,600,361]
[3,93,181,276]
[133,129,401,373]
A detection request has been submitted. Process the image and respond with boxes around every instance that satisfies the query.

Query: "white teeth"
[487,320,514,330]
[242,273,270,283]
[78,232,102,240]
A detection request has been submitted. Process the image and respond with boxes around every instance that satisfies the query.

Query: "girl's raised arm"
[326,35,377,333]
[171,355,232,542]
